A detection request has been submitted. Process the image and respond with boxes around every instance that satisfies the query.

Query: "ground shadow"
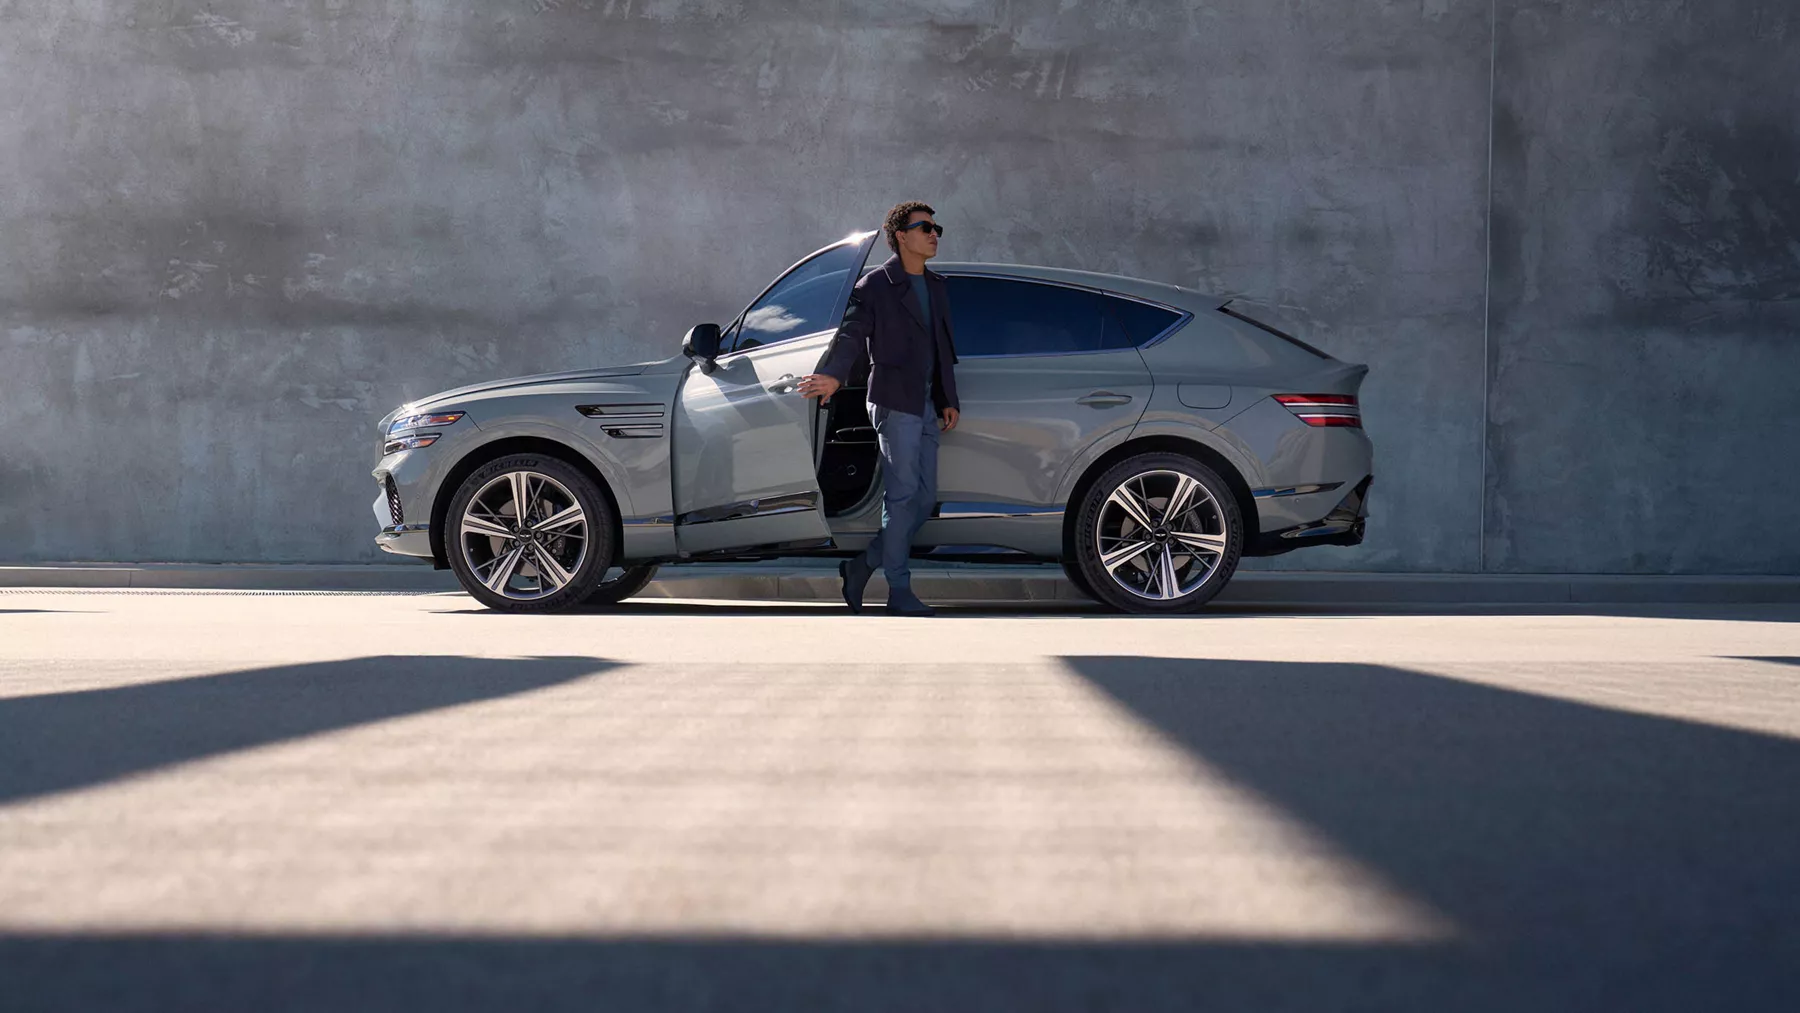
[6,657,1798,1011]
[1062,656,1800,1008]
[0,655,611,807]
[0,609,97,615]
[1732,655,1800,668]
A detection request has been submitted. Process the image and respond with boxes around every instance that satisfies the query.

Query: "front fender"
[433,374,683,560]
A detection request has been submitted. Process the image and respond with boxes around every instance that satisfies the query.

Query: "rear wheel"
[1061,558,1097,602]
[446,454,616,613]
[1073,453,1242,614]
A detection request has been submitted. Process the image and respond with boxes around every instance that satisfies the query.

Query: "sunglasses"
[899,221,944,238]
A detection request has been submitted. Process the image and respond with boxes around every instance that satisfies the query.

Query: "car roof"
[920,261,1221,314]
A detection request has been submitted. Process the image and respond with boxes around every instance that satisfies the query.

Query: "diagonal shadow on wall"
[5,657,1799,1012]
[0,655,611,807]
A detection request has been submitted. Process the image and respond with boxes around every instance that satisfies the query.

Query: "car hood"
[413,362,654,407]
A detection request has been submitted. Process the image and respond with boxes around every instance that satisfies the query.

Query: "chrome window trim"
[676,492,821,527]
[622,515,676,527]
[937,272,1193,360]
[935,501,1065,520]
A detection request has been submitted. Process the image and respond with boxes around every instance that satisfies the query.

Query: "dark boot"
[840,556,874,614]
[885,586,936,617]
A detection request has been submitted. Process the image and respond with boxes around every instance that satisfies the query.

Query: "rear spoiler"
[1218,300,1332,359]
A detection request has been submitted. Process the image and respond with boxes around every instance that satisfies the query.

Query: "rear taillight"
[1274,394,1362,428]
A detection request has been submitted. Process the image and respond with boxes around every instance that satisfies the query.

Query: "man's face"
[897,211,940,260]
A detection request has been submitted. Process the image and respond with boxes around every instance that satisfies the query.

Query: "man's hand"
[940,407,960,431]
[797,374,841,403]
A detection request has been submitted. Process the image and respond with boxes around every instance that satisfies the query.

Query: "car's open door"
[671,231,879,556]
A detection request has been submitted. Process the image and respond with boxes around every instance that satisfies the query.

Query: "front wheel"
[582,564,660,608]
[445,454,617,613]
[1072,453,1242,614]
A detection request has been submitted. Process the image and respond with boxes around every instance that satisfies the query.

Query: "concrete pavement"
[3,591,1798,1010]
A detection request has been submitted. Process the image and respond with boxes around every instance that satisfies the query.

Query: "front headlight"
[388,410,465,435]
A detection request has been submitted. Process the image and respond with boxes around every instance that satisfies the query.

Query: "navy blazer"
[817,254,960,417]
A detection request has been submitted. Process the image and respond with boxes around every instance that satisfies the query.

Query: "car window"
[944,277,1105,356]
[1102,295,1184,348]
[727,243,864,353]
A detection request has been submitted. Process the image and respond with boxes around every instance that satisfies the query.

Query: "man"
[798,201,960,617]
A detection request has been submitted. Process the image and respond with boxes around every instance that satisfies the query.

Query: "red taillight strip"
[1274,393,1362,428]
[1274,394,1357,406]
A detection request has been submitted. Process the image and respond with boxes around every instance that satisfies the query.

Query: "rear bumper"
[1245,476,1371,556]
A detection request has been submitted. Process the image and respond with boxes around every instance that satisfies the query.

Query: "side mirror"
[682,323,722,374]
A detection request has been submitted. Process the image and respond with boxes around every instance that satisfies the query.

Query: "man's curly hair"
[883,200,935,253]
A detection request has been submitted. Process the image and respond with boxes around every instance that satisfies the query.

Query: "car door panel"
[920,350,1150,549]
[672,334,835,554]
[669,232,876,555]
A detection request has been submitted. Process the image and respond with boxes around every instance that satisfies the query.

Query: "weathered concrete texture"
[1486,1,1800,572]
[0,1,1490,568]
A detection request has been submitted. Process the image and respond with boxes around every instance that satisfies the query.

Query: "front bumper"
[373,490,433,558]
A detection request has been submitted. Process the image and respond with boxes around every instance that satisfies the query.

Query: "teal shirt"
[910,273,934,405]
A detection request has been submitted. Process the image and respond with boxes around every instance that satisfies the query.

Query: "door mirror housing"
[682,323,722,374]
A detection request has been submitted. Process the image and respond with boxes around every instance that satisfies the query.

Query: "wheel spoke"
[1102,539,1156,574]
[1157,545,1182,600]
[1172,530,1227,555]
[508,471,532,526]
[532,503,586,535]
[481,544,525,593]
[1163,475,1200,525]
[1106,482,1157,532]
[462,514,512,540]
[529,544,574,590]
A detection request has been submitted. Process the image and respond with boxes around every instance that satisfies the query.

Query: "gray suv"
[372,230,1373,613]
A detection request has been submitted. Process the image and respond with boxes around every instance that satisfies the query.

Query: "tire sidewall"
[581,564,660,607]
[1074,453,1242,614]
[446,454,617,613]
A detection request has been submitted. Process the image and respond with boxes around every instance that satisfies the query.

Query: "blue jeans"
[863,402,939,592]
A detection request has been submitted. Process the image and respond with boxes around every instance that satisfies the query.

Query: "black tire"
[581,564,660,608]
[1073,452,1242,614]
[445,453,617,613]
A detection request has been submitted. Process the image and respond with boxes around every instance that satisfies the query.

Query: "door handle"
[1077,391,1133,408]
[766,374,798,394]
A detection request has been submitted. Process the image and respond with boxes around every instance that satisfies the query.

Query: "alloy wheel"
[458,470,590,600]
[1094,468,1229,601]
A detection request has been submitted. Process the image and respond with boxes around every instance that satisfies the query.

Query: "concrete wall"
[0,1,1793,572]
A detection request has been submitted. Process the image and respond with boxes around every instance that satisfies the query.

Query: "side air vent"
[576,403,667,439]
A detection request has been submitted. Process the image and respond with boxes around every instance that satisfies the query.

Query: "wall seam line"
[1479,0,1498,574]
